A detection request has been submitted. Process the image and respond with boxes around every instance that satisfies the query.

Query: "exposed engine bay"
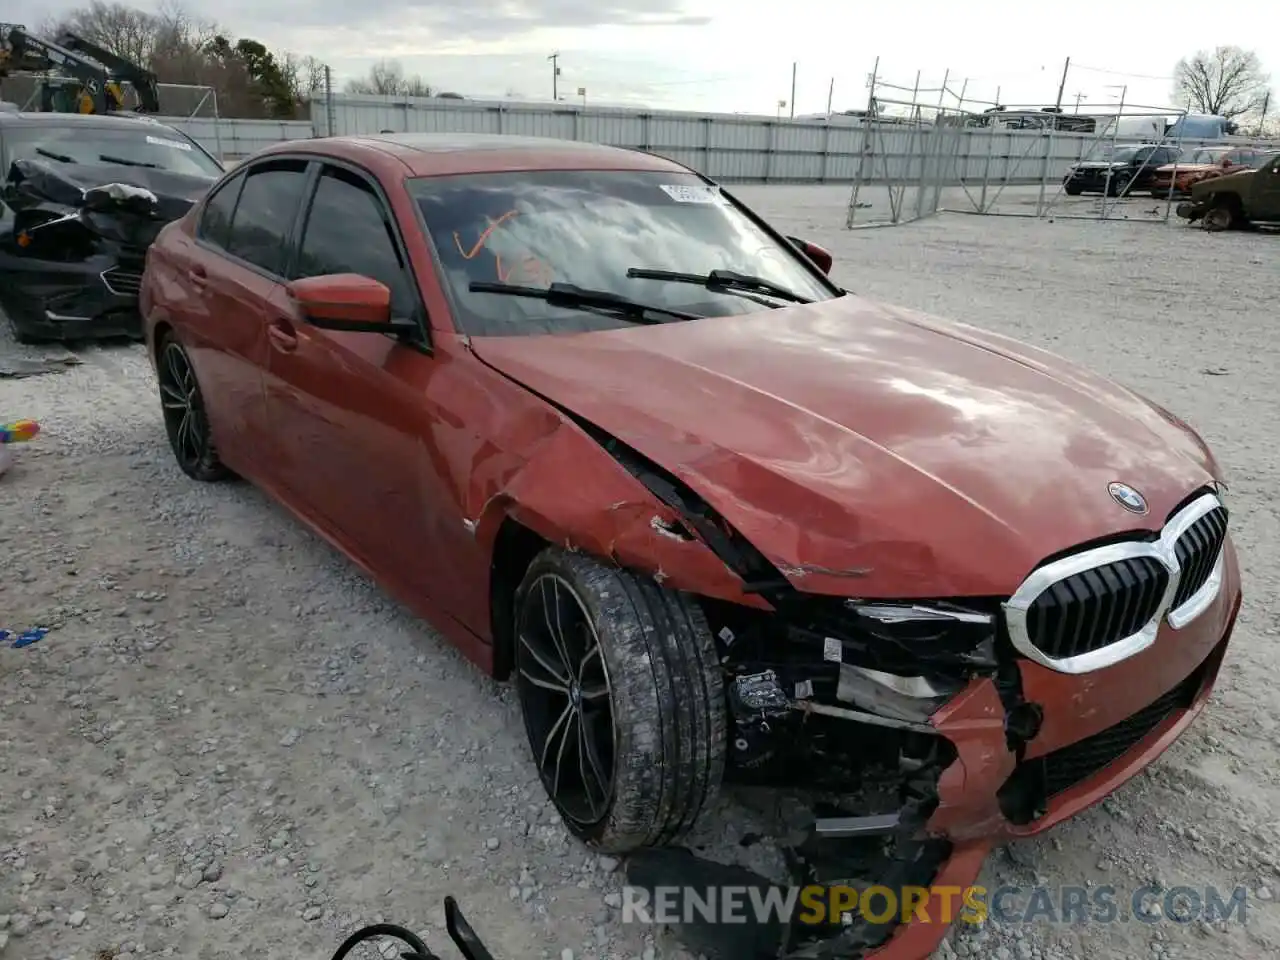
[0,156,211,342]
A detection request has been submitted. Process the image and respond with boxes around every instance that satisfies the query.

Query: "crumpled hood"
[9,158,214,252]
[1190,167,1255,196]
[11,158,214,218]
[471,296,1222,598]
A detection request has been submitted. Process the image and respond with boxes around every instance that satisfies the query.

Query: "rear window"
[4,122,223,177]
[409,169,838,338]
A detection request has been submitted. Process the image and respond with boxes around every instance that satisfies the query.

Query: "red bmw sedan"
[139,133,1241,960]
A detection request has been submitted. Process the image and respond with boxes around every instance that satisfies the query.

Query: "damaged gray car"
[0,110,222,343]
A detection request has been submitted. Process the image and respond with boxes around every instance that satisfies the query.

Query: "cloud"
[167,0,707,43]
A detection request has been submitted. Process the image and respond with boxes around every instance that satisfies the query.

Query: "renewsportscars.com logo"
[620,884,1250,927]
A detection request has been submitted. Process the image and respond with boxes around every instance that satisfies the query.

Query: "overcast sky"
[10,0,1278,116]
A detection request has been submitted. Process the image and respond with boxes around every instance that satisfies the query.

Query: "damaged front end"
[523,422,1025,958]
[667,592,1021,958]
[0,158,208,342]
[544,429,1236,960]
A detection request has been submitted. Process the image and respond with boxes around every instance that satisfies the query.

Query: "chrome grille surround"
[1004,492,1228,675]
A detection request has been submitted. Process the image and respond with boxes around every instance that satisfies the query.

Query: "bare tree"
[1173,47,1271,119]
[280,52,326,105]
[345,59,433,97]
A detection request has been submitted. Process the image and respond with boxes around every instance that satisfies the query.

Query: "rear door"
[186,157,312,477]
[262,160,444,589]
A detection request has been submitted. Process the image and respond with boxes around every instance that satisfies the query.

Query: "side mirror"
[286,273,413,334]
[787,236,833,274]
[444,897,496,960]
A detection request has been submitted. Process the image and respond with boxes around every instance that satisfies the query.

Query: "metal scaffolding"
[842,60,1238,228]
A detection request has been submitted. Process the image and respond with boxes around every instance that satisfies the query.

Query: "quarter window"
[225,160,309,275]
[293,165,415,318]
[198,173,244,249]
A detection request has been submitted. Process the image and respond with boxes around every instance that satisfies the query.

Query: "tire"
[1202,201,1237,232]
[329,924,430,960]
[1109,175,1131,197]
[156,332,232,482]
[1064,185,1083,196]
[512,547,726,853]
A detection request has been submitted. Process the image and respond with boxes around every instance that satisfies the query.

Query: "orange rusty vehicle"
[1149,145,1266,197]
[139,133,1241,960]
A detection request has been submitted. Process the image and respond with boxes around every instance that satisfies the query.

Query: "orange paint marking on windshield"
[453,209,519,260]
[452,209,554,285]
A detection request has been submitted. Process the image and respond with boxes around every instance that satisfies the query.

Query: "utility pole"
[323,64,335,137]
[789,62,797,119]
[826,76,834,115]
[1054,56,1070,111]
[1259,90,1271,137]
[548,52,560,101]
[1073,91,1085,113]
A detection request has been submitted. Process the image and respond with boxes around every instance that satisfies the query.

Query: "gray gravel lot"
[1,185,1278,960]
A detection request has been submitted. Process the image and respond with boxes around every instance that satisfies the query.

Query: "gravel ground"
[1,186,1278,960]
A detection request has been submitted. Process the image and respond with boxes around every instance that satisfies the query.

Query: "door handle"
[267,322,298,352]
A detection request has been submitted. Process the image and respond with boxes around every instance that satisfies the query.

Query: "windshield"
[1107,147,1140,163]
[409,169,838,337]
[1184,148,1227,164]
[4,123,224,178]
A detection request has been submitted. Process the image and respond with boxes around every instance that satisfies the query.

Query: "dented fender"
[470,419,769,607]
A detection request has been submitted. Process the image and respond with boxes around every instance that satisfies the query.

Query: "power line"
[1071,63,1175,81]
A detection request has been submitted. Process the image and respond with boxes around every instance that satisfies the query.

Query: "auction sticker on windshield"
[146,135,193,151]
[659,184,727,204]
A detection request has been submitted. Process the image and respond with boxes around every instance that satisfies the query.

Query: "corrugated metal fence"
[156,116,314,161]
[150,94,1276,185]
[308,95,1099,184]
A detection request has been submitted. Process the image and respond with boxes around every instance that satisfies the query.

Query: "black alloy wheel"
[516,572,617,828]
[157,335,231,481]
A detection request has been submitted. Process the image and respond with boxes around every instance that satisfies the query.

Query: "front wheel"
[513,548,726,853]
[1202,199,1241,232]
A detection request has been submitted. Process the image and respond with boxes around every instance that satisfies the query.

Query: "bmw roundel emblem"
[1108,482,1148,515]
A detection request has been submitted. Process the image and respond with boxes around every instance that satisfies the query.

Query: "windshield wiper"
[99,155,160,169]
[626,267,812,305]
[35,147,76,163]
[469,281,701,324]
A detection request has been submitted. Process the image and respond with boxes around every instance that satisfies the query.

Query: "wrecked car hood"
[471,296,1221,598]
[6,158,214,254]
[10,158,213,216]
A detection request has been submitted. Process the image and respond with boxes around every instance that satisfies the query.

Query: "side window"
[293,165,416,318]
[197,173,244,249]
[225,160,309,275]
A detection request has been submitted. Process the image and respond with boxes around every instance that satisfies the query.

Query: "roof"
[265,132,688,177]
[0,110,164,129]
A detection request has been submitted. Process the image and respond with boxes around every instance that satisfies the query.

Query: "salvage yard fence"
[153,93,1277,195]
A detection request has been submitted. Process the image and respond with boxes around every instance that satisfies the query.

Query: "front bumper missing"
[863,578,1240,959]
[652,539,1242,960]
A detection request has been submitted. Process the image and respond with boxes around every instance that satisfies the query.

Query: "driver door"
[262,161,446,596]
